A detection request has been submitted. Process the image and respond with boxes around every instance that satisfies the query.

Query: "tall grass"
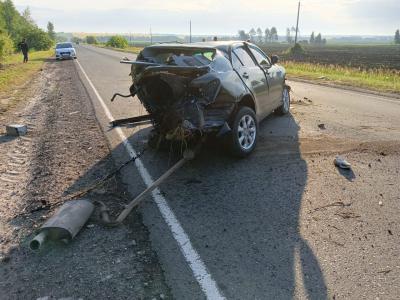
[284,61,400,94]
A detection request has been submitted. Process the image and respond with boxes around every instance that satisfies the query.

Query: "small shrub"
[0,32,14,59]
[106,35,128,49]
[286,43,306,56]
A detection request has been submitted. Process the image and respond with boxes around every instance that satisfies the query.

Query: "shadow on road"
[0,134,17,144]
[64,112,328,298]
[337,167,356,182]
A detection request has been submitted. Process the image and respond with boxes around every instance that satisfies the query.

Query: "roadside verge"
[0,50,52,115]
[0,59,171,299]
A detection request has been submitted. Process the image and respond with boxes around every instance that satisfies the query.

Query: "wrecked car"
[118,41,290,156]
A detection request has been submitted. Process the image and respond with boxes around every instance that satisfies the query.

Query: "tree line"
[395,30,400,44]
[238,27,278,44]
[0,0,54,59]
[238,27,327,45]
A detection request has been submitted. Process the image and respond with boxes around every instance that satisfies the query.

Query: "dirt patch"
[0,60,171,299]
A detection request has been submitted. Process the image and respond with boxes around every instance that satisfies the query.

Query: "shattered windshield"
[139,48,217,67]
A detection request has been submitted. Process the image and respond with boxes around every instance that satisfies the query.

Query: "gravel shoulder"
[0,60,171,300]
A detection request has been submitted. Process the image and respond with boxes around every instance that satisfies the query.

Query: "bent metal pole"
[99,149,196,226]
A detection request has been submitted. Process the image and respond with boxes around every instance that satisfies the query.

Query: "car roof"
[146,40,247,52]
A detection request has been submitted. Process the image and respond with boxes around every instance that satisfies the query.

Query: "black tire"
[227,106,258,157]
[275,85,290,115]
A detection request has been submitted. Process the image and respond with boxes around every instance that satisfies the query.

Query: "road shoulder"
[287,76,400,100]
[0,59,171,299]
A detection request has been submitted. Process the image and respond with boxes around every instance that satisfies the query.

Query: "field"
[259,44,400,93]
[261,44,400,70]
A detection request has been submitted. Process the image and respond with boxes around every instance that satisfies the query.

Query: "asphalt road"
[74,45,400,300]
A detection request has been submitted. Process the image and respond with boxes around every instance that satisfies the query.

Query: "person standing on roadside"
[19,39,29,63]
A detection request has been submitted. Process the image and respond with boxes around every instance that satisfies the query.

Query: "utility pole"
[294,1,301,44]
[150,26,153,44]
[189,20,192,43]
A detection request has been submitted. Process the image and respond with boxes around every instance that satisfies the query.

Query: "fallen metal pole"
[98,149,196,226]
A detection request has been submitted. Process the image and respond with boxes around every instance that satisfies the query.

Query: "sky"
[13,0,400,36]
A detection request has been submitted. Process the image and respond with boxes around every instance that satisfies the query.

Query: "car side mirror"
[271,55,279,65]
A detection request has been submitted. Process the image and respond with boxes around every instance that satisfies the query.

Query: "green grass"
[0,50,52,92]
[0,50,52,113]
[285,61,400,94]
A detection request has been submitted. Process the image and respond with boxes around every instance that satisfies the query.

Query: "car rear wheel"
[275,85,290,115]
[228,106,258,157]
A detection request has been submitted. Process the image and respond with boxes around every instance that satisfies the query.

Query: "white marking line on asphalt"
[75,60,225,300]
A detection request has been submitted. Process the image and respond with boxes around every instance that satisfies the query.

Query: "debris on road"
[6,124,27,136]
[313,201,352,212]
[30,199,94,251]
[98,148,198,227]
[335,211,361,219]
[334,156,351,169]
[318,123,326,130]
[377,269,392,275]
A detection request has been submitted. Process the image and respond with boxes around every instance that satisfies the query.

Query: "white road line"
[75,60,225,300]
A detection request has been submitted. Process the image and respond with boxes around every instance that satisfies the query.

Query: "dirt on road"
[0,60,171,299]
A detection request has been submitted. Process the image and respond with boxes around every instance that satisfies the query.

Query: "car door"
[248,45,283,109]
[231,45,270,119]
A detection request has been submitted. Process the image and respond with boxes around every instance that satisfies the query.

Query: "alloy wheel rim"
[237,114,256,150]
[283,88,290,112]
